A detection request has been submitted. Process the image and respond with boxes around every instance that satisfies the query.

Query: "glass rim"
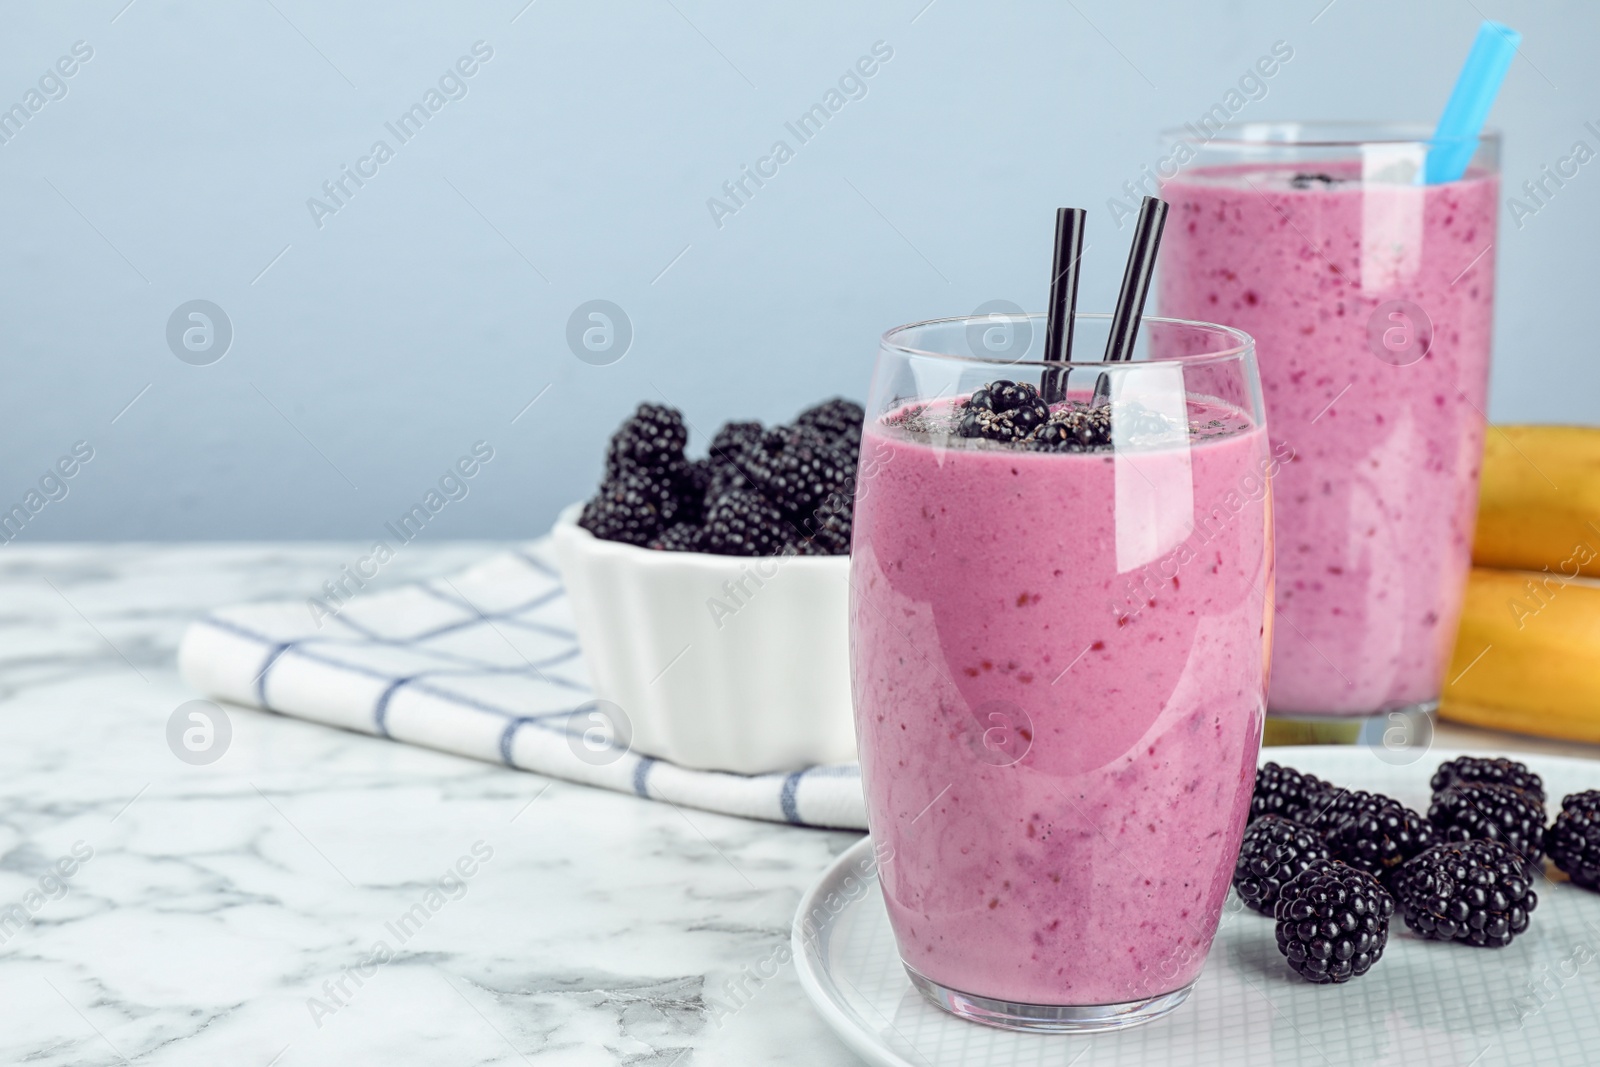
[879,312,1254,369]
[1159,120,1502,149]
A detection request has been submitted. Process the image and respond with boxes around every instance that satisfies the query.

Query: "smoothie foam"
[852,399,1271,1005]
[1160,162,1497,715]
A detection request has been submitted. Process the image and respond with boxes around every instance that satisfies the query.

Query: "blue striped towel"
[177,541,866,830]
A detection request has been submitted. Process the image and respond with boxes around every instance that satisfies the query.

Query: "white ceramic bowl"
[550,504,855,775]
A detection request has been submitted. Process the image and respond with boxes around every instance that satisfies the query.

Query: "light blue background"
[1,0,1593,540]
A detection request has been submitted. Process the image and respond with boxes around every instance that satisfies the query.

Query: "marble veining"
[0,545,865,1066]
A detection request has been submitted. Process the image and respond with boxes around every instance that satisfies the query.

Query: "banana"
[1474,425,1600,577]
[1440,567,1600,742]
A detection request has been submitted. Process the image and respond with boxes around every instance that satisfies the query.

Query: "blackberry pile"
[1241,754,1570,983]
[578,398,863,556]
[954,380,1113,451]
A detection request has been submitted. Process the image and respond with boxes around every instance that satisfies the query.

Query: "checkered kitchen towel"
[177,541,866,830]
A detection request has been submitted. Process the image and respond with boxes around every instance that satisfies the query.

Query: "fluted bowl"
[550,504,855,775]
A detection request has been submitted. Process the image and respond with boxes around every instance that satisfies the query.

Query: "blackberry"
[1028,403,1112,451]
[708,420,764,468]
[798,487,852,555]
[1544,791,1600,890]
[1431,756,1545,803]
[966,380,1035,412]
[957,380,1049,442]
[579,468,680,546]
[704,461,751,510]
[1324,794,1437,883]
[647,523,704,553]
[745,426,854,518]
[603,403,688,476]
[1307,786,1375,834]
[1274,860,1393,984]
[1234,815,1331,915]
[795,398,864,444]
[1429,782,1547,872]
[1392,840,1537,947]
[703,489,788,556]
[1251,762,1336,825]
[698,421,767,511]
[675,460,713,526]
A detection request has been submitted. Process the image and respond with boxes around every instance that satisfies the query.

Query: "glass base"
[1264,701,1437,757]
[904,965,1193,1033]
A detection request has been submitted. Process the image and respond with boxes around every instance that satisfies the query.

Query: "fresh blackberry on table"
[579,467,682,546]
[1392,840,1537,947]
[1028,403,1112,451]
[1544,791,1600,890]
[1251,762,1337,825]
[1273,860,1393,984]
[702,489,788,556]
[1234,815,1331,915]
[647,523,704,553]
[603,402,688,476]
[1311,787,1422,837]
[1431,756,1545,803]
[957,380,1049,442]
[1429,782,1547,872]
[1307,786,1377,835]
[745,425,854,518]
[795,398,864,445]
[1324,794,1437,883]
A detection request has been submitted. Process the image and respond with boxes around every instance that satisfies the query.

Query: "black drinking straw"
[1094,195,1170,405]
[1040,207,1087,404]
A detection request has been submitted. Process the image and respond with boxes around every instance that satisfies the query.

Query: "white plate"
[794,746,1600,1066]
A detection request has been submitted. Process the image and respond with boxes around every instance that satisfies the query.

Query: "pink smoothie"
[1160,163,1497,715]
[851,400,1271,1006]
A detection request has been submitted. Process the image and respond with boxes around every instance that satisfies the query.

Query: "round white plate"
[793,746,1600,1067]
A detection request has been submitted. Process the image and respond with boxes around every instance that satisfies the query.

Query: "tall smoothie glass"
[1158,122,1498,728]
[851,314,1273,1032]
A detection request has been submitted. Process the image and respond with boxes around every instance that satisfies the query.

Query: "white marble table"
[0,545,865,1067]
[5,544,1595,1067]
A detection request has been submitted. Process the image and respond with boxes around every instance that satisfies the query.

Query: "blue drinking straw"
[1424,20,1520,184]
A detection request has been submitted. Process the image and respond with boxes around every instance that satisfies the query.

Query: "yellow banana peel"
[1440,567,1600,742]
[1474,425,1600,577]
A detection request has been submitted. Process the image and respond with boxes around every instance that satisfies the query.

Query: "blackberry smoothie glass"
[851,314,1273,1032]
[1158,122,1499,728]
